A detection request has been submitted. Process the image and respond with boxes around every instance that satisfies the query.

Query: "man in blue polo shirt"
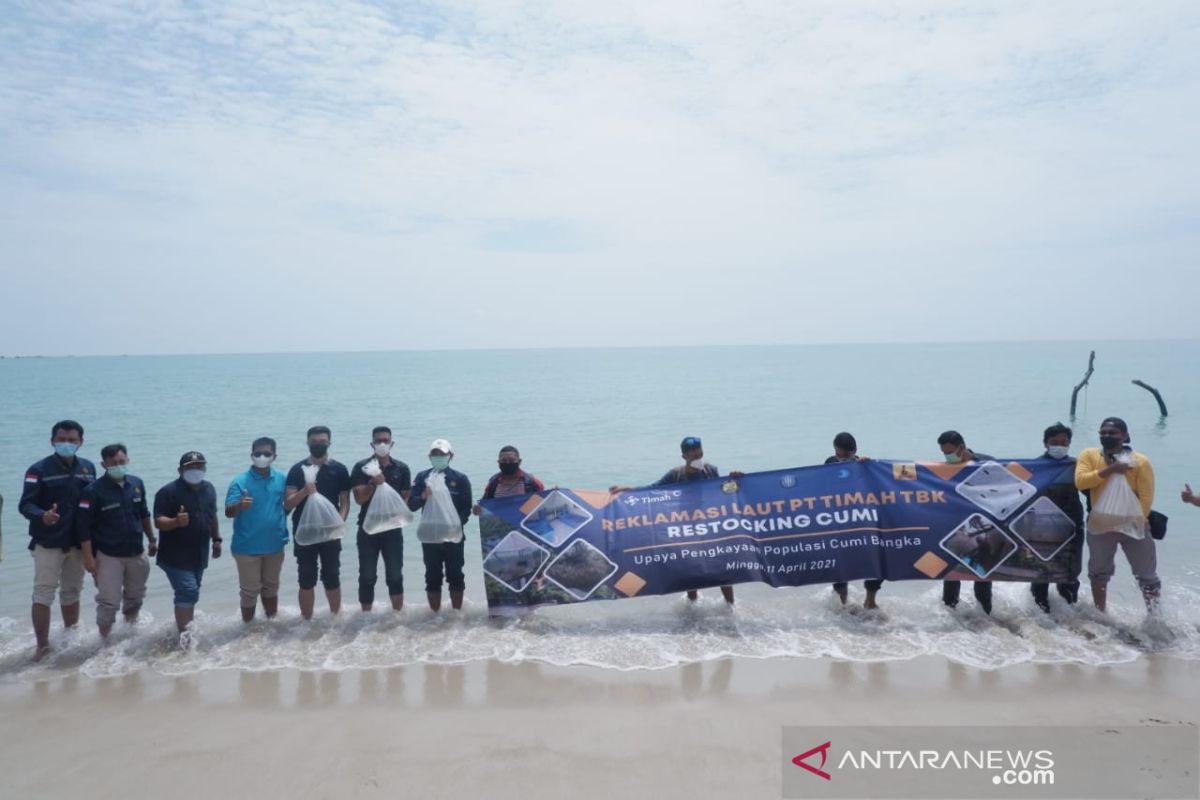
[19,419,96,660]
[154,451,221,637]
[77,444,156,638]
[285,426,351,619]
[226,436,289,622]
[407,438,472,612]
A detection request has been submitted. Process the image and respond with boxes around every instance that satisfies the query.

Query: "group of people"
[13,415,1191,661]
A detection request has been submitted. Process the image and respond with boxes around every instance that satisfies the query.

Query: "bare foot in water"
[32,645,51,662]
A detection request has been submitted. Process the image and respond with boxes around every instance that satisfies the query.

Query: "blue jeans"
[357,527,404,605]
[159,563,204,608]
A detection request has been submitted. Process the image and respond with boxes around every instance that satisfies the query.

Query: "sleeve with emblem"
[18,463,45,521]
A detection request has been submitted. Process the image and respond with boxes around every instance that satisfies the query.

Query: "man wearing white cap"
[406,439,473,611]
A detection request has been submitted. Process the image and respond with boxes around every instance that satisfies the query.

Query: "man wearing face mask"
[1028,422,1085,612]
[285,426,352,619]
[825,432,883,609]
[406,439,473,611]
[77,444,156,638]
[936,431,996,614]
[226,437,289,622]
[473,446,545,514]
[20,420,96,660]
[610,436,744,604]
[154,452,221,635]
[1075,416,1158,612]
[350,426,412,612]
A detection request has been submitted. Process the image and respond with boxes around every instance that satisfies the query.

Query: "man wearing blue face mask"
[407,439,473,611]
[937,431,995,614]
[1028,422,1085,612]
[77,444,156,639]
[19,420,96,660]
[153,451,222,636]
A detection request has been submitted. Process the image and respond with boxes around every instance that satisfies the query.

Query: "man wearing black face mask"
[473,446,545,514]
[285,426,351,619]
[1075,416,1158,612]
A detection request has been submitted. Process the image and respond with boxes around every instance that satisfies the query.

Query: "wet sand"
[0,655,1196,799]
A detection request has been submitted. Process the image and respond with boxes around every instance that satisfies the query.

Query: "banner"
[478,459,1082,615]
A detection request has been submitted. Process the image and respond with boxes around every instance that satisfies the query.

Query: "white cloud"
[0,0,1197,354]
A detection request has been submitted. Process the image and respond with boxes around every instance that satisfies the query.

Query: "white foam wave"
[0,583,1197,681]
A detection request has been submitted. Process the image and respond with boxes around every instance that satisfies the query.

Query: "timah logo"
[792,741,832,781]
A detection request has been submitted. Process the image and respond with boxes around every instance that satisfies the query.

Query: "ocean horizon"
[1,339,1197,678]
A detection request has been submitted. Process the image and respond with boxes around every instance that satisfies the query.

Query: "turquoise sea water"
[1,341,1197,677]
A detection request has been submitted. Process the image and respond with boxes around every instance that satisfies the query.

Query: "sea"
[0,341,1197,679]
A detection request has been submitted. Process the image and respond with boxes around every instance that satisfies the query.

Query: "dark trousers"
[357,527,404,605]
[832,579,884,594]
[295,539,341,590]
[1030,580,1079,610]
[942,580,992,613]
[422,540,466,593]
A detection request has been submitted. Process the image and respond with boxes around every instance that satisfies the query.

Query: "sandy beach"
[1,654,1195,799]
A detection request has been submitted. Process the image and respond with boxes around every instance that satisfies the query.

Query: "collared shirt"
[77,474,150,558]
[226,467,289,556]
[154,478,219,570]
[408,467,473,529]
[285,459,351,531]
[350,456,412,527]
[20,453,97,550]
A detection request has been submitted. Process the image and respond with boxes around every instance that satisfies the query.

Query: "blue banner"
[478,459,1082,615]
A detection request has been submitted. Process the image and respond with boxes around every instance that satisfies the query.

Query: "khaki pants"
[95,552,150,628]
[234,551,285,607]
[32,545,85,607]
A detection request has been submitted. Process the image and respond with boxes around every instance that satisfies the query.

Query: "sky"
[1,0,1198,356]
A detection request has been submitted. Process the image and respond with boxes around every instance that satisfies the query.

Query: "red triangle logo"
[792,741,832,781]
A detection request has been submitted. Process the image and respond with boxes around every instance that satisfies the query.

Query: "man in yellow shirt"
[1074,417,1157,612]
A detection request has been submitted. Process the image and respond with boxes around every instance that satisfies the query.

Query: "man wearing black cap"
[611,436,744,604]
[825,432,883,609]
[1075,417,1158,611]
[153,451,222,636]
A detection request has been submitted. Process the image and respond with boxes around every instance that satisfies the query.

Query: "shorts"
[159,562,205,608]
[295,539,342,591]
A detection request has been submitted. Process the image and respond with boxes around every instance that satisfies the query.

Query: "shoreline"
[1,654,1195,798]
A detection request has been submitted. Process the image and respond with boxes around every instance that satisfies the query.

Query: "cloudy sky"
[1,1,1197,355]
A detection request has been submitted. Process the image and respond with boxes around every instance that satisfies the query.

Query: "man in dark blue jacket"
[1029,423,1085,612]
[407,438,472,612]
[19,420,96,660]
[77,444,156,638]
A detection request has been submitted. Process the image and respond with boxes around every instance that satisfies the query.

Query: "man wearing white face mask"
[406,439,473,612]
[350,426,412,612]
[154,451,222,635]
[611,436,745,604]
[1028,422,1085,612]
[226,437,289,622]
[936,431,995,614]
